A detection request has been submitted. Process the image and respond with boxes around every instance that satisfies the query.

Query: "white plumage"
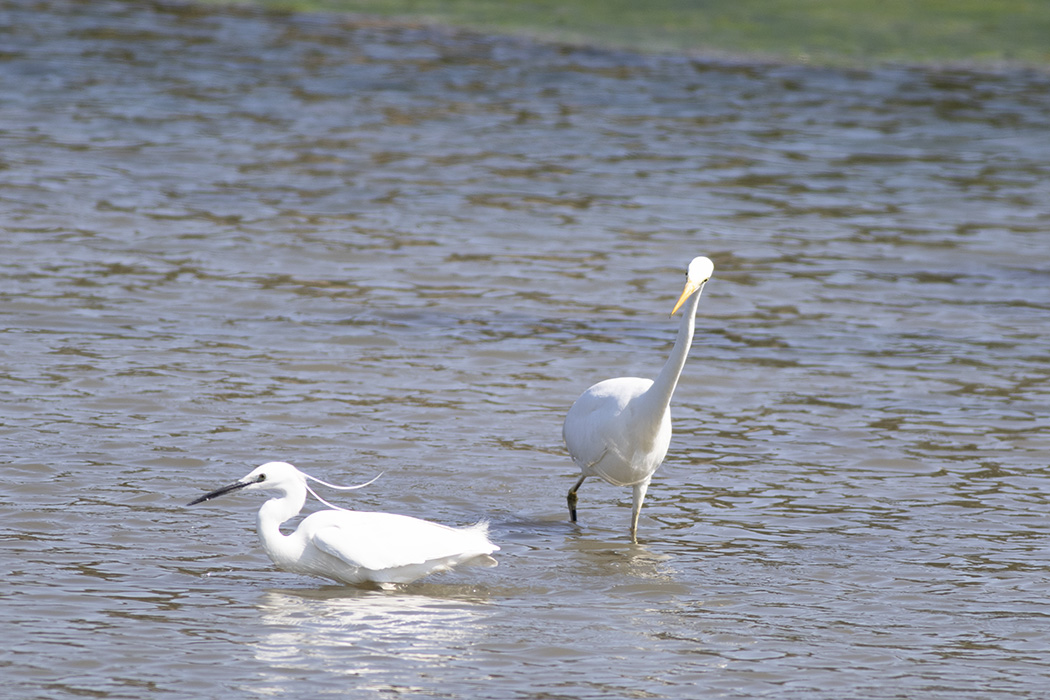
[564,256,714,542]
[188,461,499,586]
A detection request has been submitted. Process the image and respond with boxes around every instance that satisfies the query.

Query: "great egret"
[188,461,499,586]
[563,256,714,542]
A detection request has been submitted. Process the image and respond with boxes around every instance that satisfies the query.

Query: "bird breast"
[564,376,672,486]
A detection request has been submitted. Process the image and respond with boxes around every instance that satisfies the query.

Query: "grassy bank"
[198,0,1049,67]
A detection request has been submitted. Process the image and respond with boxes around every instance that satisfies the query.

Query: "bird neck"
[255,484,307,567]
[643,285,703,415]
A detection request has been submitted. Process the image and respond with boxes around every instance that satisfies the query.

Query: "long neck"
[255,483,307,567]
[642,285,703,415]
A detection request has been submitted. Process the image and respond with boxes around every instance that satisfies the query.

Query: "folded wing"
[309,511,498,573]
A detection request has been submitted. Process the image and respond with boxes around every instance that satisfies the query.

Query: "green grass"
[200,0,1050,67]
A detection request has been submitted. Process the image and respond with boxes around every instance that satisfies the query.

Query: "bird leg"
[629,480,651,544]
[567,475,586,522]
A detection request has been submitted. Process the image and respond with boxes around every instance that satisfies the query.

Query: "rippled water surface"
[2,1,1050,698]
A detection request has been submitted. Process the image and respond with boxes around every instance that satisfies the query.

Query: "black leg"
[567,475,586,522]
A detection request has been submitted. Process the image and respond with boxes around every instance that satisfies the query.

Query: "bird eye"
[257,473,267,483]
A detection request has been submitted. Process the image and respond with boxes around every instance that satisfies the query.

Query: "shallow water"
[2,1,1050,698]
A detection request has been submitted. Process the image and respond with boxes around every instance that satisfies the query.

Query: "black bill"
[187,479,251,506]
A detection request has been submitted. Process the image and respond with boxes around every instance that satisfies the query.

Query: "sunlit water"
[2,1,1050,697]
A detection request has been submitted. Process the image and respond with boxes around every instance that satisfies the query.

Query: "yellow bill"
[670,280,703,316]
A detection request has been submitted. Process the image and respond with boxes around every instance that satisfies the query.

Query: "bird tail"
[466,520,500,554]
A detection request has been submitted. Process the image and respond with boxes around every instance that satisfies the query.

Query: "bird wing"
[309,511,494,572]
[563,376,653,474]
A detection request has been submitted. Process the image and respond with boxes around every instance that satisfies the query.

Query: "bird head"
[187,461,303,505]
[671,256,714,315]
[187,462,379,507]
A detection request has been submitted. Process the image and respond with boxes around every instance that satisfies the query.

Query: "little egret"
[188,461,499,586]
[563,256,714,542]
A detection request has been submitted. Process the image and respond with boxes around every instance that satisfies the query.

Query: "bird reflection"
[252,588,490,678]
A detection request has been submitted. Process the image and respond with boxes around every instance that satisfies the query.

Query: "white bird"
[187,461,499,586]
[563,256,714,543]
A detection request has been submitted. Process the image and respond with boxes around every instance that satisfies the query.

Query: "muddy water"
[2,1,1050,698]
